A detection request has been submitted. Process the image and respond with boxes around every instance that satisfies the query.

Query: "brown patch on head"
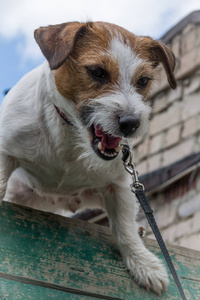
[34,22,141,105]
[134,36,177,89]
[52,22,122,104]
[34,21,176,106]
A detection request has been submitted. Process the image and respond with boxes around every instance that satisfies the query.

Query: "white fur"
[110,37,143,86]
[0,35,168,295]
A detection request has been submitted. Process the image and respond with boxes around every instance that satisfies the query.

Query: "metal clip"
[121,144,145,193]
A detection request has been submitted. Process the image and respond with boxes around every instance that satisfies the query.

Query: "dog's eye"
[86,66,110,83]
[137,77,149,88]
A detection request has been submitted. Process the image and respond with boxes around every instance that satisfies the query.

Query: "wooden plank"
[0,278,97,299]
[0,201,200,299]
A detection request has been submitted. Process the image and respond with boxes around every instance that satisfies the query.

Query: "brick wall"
[138,172,200,251]
[135,20,200,251]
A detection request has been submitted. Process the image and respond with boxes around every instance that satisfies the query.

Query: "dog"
[0,21,176,295]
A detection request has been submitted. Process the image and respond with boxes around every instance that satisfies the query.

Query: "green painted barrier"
[0,202,199,299]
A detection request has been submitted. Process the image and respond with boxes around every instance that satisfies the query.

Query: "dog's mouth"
[90,124,122,160]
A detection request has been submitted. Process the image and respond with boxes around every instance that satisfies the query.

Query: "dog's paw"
[123,251,169,295]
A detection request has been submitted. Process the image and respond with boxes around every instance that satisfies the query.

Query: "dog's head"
[34,22,176,162]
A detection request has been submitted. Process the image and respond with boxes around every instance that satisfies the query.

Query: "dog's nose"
[118,115,140,137]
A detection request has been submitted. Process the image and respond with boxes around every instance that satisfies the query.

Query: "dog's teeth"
[100,150,117,158]
[115,145,123,153]
[98,141,103,151]
[111,153,117,157]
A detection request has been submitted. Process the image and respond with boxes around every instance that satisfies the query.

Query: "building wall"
[133,23,200,174]
[138,172,200,251]
[135,22,200,251]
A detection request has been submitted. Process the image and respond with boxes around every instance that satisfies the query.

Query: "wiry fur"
[0,21,177,295]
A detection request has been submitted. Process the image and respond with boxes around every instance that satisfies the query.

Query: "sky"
[1,0,200,105]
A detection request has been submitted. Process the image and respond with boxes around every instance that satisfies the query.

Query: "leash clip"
[121,144,144,193]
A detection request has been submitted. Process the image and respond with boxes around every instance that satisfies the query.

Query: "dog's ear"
[34,22,88,70]
[150,40,177,89]
[137,37,177,89]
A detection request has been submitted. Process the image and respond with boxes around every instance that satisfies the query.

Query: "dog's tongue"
[94,125,121,150]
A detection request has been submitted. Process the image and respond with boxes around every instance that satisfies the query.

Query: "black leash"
[121,145,187,300]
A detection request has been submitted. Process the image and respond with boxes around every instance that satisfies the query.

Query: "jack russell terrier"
[0,21,176,295]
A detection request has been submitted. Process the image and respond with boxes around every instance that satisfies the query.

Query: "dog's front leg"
[0,155,17,203]
[102,182,169,295]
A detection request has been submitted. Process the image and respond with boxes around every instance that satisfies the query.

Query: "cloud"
[0,0,200,62]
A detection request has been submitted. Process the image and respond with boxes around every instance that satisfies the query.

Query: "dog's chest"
[20,157,111,194]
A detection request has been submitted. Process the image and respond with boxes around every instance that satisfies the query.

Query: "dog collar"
[54,104,73,126]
